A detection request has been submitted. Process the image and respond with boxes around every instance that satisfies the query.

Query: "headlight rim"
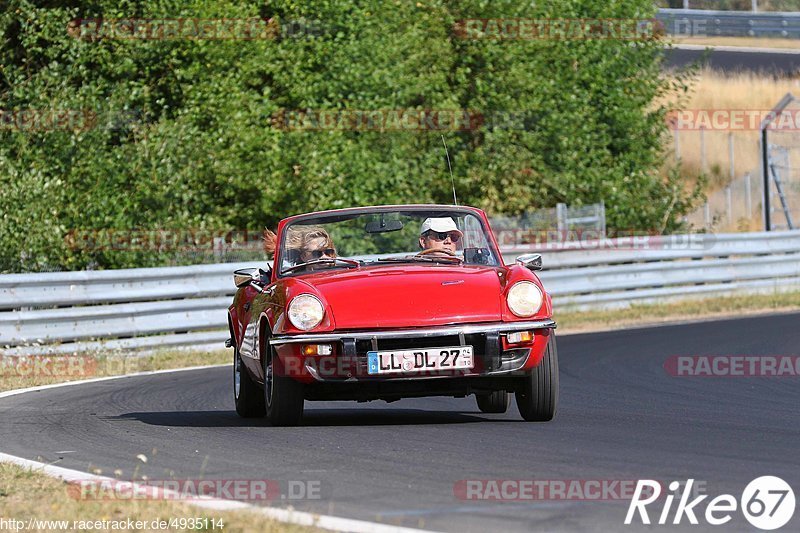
[287,293,325,331]
[506,280,544,318]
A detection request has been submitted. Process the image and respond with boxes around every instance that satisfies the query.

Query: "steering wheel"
[416,248,457,257]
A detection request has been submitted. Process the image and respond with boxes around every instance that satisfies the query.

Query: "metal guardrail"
[2,231,800,355]
[657,8,800,38]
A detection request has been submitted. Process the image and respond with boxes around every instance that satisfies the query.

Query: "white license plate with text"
[367,346,474,375]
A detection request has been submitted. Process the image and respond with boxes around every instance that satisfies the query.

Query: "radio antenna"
[441,135,458,205]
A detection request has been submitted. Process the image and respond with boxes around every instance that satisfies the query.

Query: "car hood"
[305,264,506,329]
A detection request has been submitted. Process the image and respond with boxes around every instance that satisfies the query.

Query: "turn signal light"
[506,331,533,344]
[302,344,333,356]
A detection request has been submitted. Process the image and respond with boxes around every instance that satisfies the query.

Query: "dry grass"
[0,463,317,533]
[0,349,228,393]
[556,290,800,334]
[671,36,800,50]
[662,68,800,230]
[665,68,800,183]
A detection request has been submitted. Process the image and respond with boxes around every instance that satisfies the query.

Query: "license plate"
[367,346,474,375]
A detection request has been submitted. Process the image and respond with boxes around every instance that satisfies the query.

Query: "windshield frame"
[274,205,501,279]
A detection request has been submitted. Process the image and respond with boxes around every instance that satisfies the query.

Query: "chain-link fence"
[490,203,606,246]
[683,93,800,233]
[761,98,800,230]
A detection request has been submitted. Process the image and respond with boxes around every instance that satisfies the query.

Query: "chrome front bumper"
[269,319,556,345]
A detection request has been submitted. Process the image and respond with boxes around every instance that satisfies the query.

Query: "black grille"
[352,333,488,354]
[337,332,500,377]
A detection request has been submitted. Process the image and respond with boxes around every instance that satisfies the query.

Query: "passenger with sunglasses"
[418,217,463,256]
[292,227,337,266]
[264,226,337,269]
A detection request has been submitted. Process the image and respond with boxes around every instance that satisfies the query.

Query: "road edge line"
[0,366,436,533]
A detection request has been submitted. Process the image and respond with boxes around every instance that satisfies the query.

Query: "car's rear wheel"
[234,347,266,418]
[515,332,559,421]
[475,390,509,413]
[264,346,305,426]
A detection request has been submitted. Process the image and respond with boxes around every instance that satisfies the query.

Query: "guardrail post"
[763,130,771,231]
[556,203,567,241]
[729,133,735,183]
[745,172,752,219]
[599,201,606,238]
[700,126,706,173]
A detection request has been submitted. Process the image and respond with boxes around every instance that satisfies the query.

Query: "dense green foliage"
[0,0,698,272]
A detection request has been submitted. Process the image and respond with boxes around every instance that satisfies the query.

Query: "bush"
[0,0,700,272]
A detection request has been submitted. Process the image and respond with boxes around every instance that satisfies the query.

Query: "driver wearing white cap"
[418,217,463,255]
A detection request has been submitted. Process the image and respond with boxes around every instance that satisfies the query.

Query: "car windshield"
[278,208,501,276]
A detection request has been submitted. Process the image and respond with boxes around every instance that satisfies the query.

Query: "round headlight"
[506,281,544,317]
[288,294,324,331]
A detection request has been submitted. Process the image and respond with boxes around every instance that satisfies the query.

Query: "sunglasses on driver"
[425,231,460,243]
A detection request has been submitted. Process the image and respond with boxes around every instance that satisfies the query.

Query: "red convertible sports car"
[227,205,558,426]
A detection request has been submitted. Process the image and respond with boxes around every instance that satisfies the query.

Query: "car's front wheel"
[475,390,509,413]
[515,332,559,421]
[264,347,305,426]
[234,347,266,418]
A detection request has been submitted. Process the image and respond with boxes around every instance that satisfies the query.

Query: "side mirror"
[233,268,264,288]
[515,253,542,271]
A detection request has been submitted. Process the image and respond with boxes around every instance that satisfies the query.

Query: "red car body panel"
[294,265,504,329]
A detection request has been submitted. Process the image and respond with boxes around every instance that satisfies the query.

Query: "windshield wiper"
[282,257,360,274]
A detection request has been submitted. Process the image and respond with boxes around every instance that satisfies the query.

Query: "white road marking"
[0,365,436,533]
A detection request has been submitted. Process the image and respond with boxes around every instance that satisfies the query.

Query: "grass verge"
[0,349,229,393]
[0,463,317,533]
[556,290,800,334]
[670,36,800,50]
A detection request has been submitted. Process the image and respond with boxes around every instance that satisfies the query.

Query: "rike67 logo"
[626,477,795,530]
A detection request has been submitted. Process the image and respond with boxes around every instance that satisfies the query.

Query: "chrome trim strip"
[270,319,556,345]
[303,365,529,383]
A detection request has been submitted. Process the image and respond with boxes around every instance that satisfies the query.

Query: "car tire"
[264,346,305,426]
[234,347,266,418]
[475,390,509,413]
[515,332,559,422]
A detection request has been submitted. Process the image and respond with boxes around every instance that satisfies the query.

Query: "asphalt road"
[1,313,799,532]
[664,47,800,75]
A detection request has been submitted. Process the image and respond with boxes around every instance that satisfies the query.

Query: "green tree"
[0,0,700,272]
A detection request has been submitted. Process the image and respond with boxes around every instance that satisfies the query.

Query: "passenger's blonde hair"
[263,226,335,258]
